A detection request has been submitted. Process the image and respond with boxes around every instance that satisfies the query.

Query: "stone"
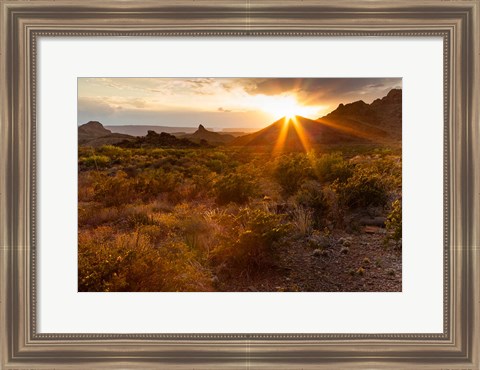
[313,249,323,257]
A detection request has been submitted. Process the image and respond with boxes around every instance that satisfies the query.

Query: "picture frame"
[1,0,478,368]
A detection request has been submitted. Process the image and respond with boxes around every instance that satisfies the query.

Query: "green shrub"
[356,156,402,191]
[80,154,111,169]
[127,211,156,228]
[206,159,225,173]
[336,168,389,209]
[224,208,290,270]
[274,153,313,195]
[134,168,183,198]
[214,172,256,205]
[315,152,353,183]
[97,145,128,159]
[385,199,402,247]
[294,180,329,227]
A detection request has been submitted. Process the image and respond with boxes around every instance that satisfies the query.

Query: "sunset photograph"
[77,77,402,292]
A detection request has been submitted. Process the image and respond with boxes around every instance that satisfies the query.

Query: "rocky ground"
[218,226,402,292]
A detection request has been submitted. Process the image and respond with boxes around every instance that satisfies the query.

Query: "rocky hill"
[105,125,199,136]
[319,88,402,141]
[78,121,134,147]
[181,124,235,145]
[116,130,200,149]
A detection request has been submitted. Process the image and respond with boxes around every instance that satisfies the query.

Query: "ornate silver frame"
[1,0,478,368]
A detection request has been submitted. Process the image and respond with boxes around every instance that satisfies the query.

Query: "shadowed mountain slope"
[230,115,368,151]
[318,88,402,142]
[230,88,402,150]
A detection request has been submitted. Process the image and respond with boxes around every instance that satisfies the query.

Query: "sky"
[78,77,401,129]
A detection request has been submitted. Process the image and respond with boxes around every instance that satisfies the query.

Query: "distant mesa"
[78,121,134,147]
[179,124,235,145]
[78,121,225,148]
[78,120,111,136]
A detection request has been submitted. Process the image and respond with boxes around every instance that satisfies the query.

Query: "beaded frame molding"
[1,1,479,369]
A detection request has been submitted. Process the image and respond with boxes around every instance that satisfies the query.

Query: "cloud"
[78,97,116,116]
[78,77,402,127]
[244,77,399,94]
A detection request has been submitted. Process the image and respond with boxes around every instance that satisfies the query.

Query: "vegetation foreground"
[78,144,402,292]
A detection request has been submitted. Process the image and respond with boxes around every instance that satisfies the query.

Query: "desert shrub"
[126,211,156,228]
[137,224,168,245]
[160,203,220,257]
[80,154,111,169]
[181,215,210,250]
[93,171,135,206]
[189,171,216,198]
[210,151,229,162]
[78,205,122,227]
[214,172,256,205]
[145,205,218,265]
[206,159,225,173]
[78,172,100,202]
[315,152,353,183]
[78,227,212,292]
[356,155,402,191]
[134,168,183,199]
[385,199,402,247]
[148,148,166,158]
[336,168,389,209]
[274,153,313,195]
[213,208,290,271]
[97,145,128,159]
[289,205,314,236]
[294,180,329,227]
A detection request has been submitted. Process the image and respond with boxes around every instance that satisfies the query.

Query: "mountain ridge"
[318,88,402,141]
[230,88,401,150]
[79,89,401,150]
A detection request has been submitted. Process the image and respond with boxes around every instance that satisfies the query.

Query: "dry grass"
[78,145,401,291]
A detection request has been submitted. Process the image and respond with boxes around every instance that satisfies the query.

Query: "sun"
[254,94,318,120]
[273,97,300,120]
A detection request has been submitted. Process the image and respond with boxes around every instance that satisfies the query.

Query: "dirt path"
[219,229,402,292]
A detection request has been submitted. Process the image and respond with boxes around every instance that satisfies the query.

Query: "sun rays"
[273,117,291,154]
[272,116,313,155]
[291,116,312,152]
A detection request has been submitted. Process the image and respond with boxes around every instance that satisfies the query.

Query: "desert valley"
[78,85,402,292]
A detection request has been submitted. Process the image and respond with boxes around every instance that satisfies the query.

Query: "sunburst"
[255,94,319,120]
[272,116,312,154]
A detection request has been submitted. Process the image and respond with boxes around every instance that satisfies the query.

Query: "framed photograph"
[1,0,478,368]
[77,76,403,294]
